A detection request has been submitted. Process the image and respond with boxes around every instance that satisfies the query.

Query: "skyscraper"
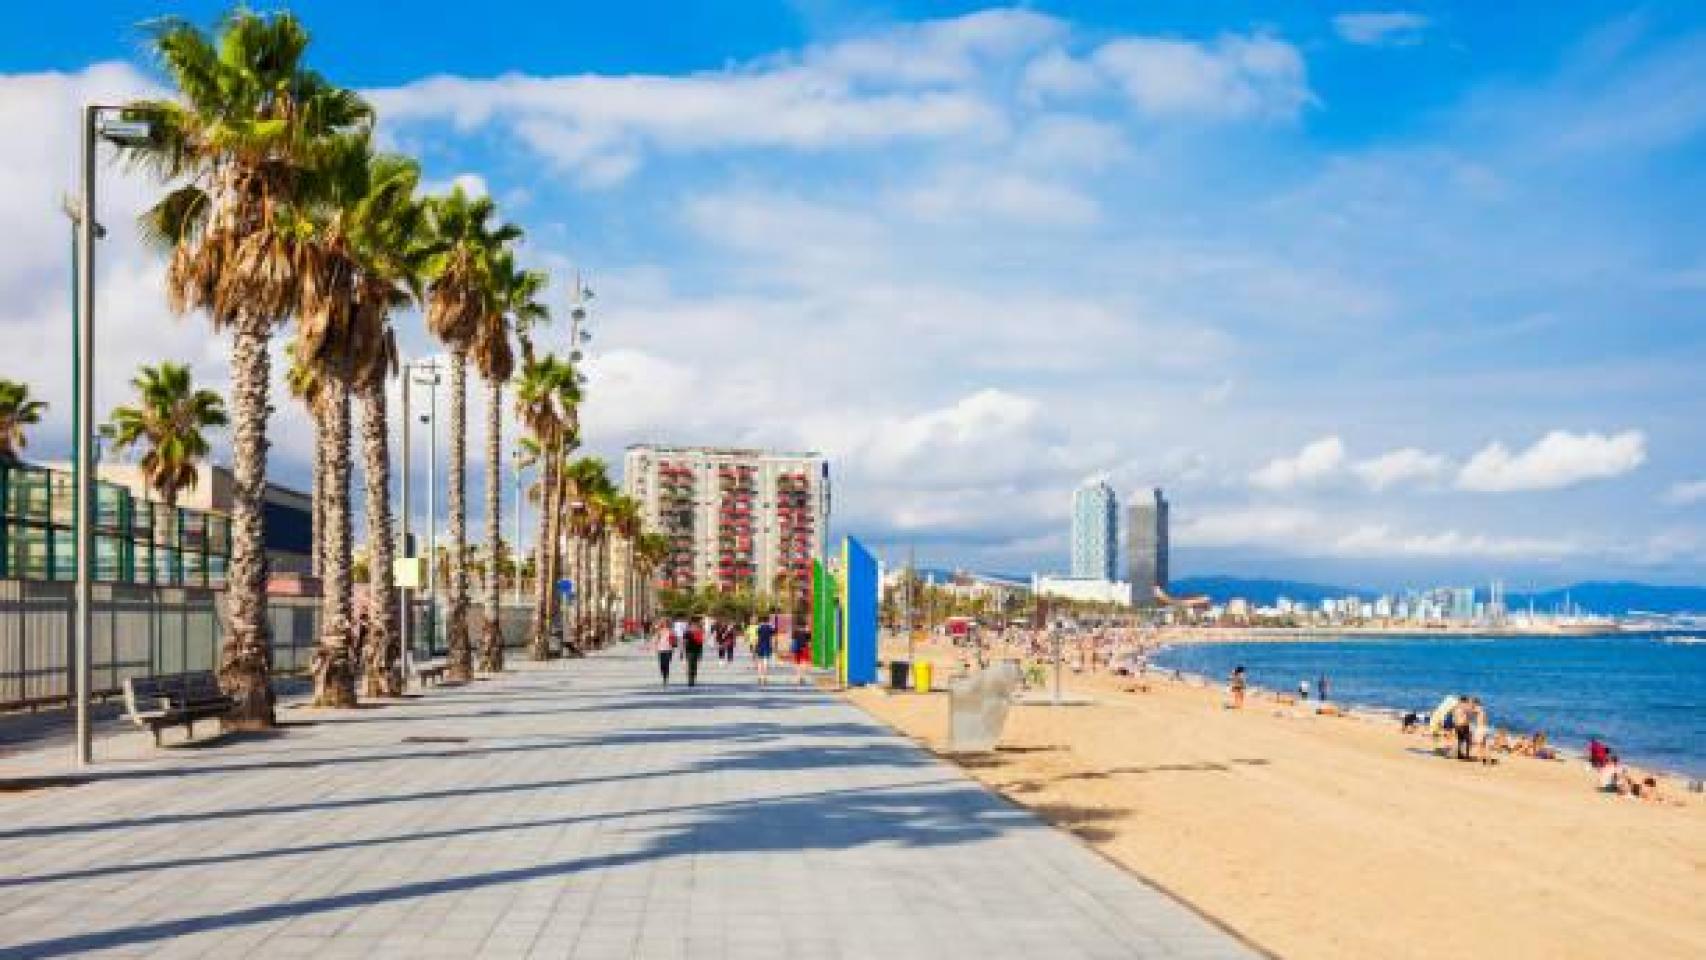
[1127,487,1169,607]
[1069,480,1118,580]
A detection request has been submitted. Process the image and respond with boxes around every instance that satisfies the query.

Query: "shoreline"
[851,638,1706,959]
[1143,638,1706,781]
[1150,625,1629,643]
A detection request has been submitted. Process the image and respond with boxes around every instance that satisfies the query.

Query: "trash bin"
[913,660,933,693]
[889,660,912,690]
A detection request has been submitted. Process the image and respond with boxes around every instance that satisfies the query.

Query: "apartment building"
[622,445,831,601]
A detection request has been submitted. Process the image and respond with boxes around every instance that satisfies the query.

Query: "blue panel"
[843,536,878,685]
[263,500,314,555]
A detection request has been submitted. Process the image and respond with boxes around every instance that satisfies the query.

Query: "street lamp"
[511,447,526,606]
[72,105,153,767]
[411,361,442,653]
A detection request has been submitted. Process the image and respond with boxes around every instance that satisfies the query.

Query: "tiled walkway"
[0,645,1257,958]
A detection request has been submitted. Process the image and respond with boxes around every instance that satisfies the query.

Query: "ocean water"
[1149,633,1706,778]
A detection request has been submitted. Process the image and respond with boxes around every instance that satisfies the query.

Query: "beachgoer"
[1401,711,1421,733]
[683,619,706,686]
[1298,679,1310,701]
[1229,666,1247,709]
[1318,674,1330,703]
[755,619,776,685]
[1599,754,1625,794]
[1588,738,1611,769]
[654,621,676,685]
[1451,696,1475,761]
[791,626,811,685]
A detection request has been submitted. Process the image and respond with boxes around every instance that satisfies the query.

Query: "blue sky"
[2,2,1703,589]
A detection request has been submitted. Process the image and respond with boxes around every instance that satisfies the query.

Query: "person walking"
[1318,674,1330,703]
[684,618,707,687]
[790,625,811,686]
[1298,678,1310,702]
[754,618,776,686]
[654,620,676,686]
[1229,665,1247,709]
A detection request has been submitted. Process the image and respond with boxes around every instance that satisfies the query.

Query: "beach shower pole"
[398,360,411,678]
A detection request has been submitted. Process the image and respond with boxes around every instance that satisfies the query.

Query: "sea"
[1148,632,1706,778]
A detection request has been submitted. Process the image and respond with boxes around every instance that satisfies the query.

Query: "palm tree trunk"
[219,317,275,730]
[358,381,400,698]
[528,447,556,660]
[309,434,322,577]
[312,376,357,708]
[479,378,505,673]
[445,351,474,682]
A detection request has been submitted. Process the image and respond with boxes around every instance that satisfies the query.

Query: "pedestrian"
[1229,665,1247,709]
[1298,678,1310,701]
[684,618,707,686]
[653,620,676,685]
[791,625,811,685]
[1318,674,1329,703]
[717,621,736,664]
[755,618,776,685]
[1451,695,1475,761]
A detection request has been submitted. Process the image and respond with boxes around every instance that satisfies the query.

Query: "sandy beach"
[849,639,1706,959]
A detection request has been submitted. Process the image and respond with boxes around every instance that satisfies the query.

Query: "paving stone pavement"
[0,644,1261,959]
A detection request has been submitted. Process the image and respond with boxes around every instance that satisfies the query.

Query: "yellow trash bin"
[913,660,933,693]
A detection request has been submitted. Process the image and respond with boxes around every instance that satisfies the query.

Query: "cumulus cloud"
[1333,12,1432,48]
[1353,447,1451,491]
[1664,480,1706,505]
[1177,505,1578,561]
[1091,33,1312,120]
[1249,436,1346,490]
[1456,430,1647,492]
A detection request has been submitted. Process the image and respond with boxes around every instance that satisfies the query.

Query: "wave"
[1662,636,1706,645]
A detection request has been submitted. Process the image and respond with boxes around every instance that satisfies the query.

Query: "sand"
[849,640,1706,960]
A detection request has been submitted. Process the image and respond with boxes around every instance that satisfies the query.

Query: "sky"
[2,1,1704,590]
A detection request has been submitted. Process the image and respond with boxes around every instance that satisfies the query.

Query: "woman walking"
[654,620,676,685]
[754,619,775,686]
[1229,665,1247,709]
[683,618,707,687]
[790,625,811,685]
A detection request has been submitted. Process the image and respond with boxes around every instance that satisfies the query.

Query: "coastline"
[1151,624,1624,644]
[851,638,1706,959]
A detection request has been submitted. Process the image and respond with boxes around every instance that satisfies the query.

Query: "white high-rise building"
[1070,480,1118,580]
[622,445,831,603]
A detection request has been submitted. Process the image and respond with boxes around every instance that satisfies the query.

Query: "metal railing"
[0,579,538,711]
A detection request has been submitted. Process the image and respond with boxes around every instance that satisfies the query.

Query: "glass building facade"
[1070,480,1118,580]
[1127,487,1170,607]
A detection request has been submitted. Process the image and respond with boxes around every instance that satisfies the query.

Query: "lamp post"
[72,105,152,768]
[397,359,412,676]
[511,448,525,606]
[412,361,441,653]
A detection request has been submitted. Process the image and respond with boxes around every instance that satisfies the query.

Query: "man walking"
[684,618,707,686]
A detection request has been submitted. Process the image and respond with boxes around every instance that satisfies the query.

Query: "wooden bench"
[412,661,448,687]
[122,671,235,745]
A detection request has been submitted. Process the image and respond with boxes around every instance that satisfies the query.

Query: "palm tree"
[124,10,372,728]
[346,155,433,698]
[473,253,547,673]
[107,362,227,519]
[515,353,579,660]
[424,186,519,682]
[0,380,48,464]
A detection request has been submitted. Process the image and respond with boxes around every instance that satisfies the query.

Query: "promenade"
[0,646,1256,959]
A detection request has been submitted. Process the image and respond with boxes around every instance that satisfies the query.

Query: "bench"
[122,671,235,745]
[412,661,448,687]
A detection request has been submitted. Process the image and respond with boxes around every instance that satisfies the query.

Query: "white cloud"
[1020,47,1101,102]
[1249,436,1346,490]
[1333,12,1432,48]
[1331,525,1576,560]
[1353,447,1450,491]
[1457,430,1647,492]
[894,168,1101,226]
[1091,33,1312,120]
[1664,480,1706,505]
[422,172,488,197]
[1178,505,1578,561]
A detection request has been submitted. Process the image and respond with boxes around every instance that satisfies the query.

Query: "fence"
[0,579,535,711]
